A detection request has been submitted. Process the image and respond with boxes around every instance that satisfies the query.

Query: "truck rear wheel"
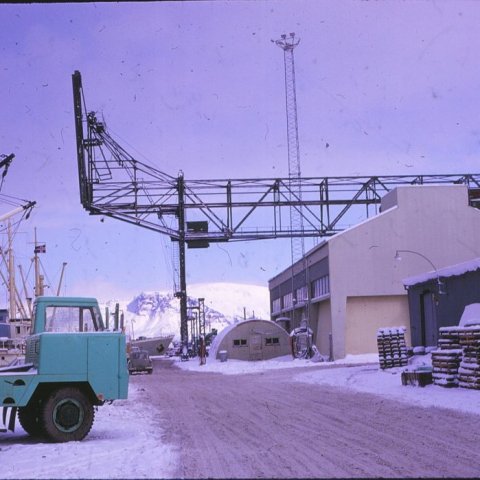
[40,387,94,442]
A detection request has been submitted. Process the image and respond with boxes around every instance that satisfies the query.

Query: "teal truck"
[0,296,129,442]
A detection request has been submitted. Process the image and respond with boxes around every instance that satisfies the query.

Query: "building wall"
[345,295,410,355]
[311,298,332,357]
[269,242,329,328]
[269,185,480,359]
[328,185,480,358]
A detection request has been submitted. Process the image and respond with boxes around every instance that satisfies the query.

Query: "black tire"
[40,387,94,442]
[18,400,43,437]
[147,368,153,374]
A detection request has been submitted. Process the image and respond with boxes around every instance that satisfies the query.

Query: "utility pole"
[175,172,189,357]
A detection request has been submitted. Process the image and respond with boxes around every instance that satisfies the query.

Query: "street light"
[395,249,447,295]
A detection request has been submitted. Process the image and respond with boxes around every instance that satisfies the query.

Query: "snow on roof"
[403,257,480,286]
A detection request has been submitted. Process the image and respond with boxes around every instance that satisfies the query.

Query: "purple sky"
[1,1,480,302]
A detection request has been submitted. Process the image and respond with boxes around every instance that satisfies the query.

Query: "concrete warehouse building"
[268,185,480,360]
[209,319,291,361]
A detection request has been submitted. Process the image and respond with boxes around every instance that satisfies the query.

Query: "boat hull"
[131,335,174,356]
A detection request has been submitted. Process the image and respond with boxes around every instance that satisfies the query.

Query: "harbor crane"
[72,70,480,352]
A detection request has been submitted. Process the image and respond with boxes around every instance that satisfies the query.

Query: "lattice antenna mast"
[275,33,306,264]
[275,33,310,340]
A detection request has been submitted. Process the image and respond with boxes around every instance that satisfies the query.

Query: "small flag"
[34,244,46,254]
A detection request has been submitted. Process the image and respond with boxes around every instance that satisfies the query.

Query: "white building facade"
[269,185,480,359]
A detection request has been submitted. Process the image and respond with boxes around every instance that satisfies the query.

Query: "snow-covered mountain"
[102,282,270,341]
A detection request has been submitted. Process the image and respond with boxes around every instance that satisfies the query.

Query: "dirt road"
[132,359,480,478]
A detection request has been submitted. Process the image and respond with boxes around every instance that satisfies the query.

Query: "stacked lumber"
[377,327,408,369]
[437,327,462,350]
[431,349,462,388]
[458,327,480,390]
[433,325,480,389]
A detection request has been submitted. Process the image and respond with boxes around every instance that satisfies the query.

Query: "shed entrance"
[420,291,437,346]
[249,334,262,361]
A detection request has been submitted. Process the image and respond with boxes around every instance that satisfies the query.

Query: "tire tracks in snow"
[136,359,480,478]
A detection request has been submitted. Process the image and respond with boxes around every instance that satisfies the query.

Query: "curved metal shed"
[209,319,291,361]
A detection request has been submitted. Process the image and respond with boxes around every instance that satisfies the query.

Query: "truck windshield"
[45,306,103,333]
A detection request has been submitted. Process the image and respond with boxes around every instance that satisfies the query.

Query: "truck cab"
[1,296,129,442]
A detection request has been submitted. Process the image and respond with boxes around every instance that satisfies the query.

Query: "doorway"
[249,334,262,361]
[420,291,437,347]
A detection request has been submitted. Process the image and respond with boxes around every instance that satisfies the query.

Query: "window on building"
[313,275,330,299]
[283,292,293,309]
[233,338,247,347]
[296,286,308,303]
[272,298,281,313]
[265,337,280,346]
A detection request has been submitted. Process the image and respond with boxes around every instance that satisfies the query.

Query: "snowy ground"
[177,352,480,416]
[0,384,178,479]
[1,353,480,478]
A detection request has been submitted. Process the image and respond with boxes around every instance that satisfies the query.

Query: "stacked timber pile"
[433,325,480,389]
[432,327,463,387]
[377,327,408,369]
[437,327,462,350]
[458,327,480,390]
[431,348,462,388]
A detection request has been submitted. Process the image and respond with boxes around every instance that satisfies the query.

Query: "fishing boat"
[0,223,67,366]
[0,337,23,367]
[131,334,175,356]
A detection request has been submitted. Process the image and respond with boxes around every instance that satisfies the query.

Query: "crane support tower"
[71,70,480,356]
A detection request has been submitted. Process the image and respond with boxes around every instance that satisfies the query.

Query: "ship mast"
[7,220,16,320]
[33,227,45,297]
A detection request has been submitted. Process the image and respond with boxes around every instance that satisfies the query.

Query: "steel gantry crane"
[71,70,480,354]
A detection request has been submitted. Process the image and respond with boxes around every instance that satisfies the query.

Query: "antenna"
[274,33,311,354]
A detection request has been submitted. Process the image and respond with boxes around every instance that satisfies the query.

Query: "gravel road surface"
[131,358,480,478]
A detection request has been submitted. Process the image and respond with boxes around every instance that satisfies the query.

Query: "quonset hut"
[209,319,291,361]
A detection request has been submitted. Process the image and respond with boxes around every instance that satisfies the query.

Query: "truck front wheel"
[18,400,43,437]
[41,387,95,442]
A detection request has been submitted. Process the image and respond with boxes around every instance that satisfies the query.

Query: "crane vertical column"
[175,172,189,356]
